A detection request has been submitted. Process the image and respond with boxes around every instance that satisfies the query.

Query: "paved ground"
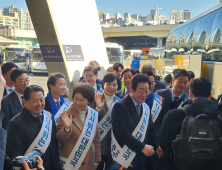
[29,73,48,96]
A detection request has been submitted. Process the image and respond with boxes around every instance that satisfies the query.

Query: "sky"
[0,0,220,19]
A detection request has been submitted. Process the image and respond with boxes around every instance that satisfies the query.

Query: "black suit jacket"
[115,89,125,99]
[111,95,158,170]
[1,91,23,130]
[155,89,187,131]
[44,97,52,113]
[0,110,6,170]
[3,88,7,97]
[6,107,62,170]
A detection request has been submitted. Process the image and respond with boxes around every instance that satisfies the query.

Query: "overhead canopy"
[0,36,19,46]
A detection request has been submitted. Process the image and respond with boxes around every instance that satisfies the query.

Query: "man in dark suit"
[116,68,135,99]
[0,66,6,170]
[1,62,18,97]
[6,85,62,170]
[112,73,158,170]
[155,69,190,131]
[45,73,66,116]
[112,62,124,91]
[1,69,29,130]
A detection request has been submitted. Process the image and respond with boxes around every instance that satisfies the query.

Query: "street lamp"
[155,6,162,25]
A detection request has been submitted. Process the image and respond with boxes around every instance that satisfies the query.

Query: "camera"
[10,148,45,169]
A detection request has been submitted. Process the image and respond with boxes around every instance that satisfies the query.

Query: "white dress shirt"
[14,90,24,106]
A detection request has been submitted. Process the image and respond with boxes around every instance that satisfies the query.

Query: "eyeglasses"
[20,79,30,84]
[136,90,149,95]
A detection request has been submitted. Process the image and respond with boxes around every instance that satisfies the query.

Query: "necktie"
[173,97,179,102]
[8,88,13,93]
[171,97,180,109]
[38,114,43,124]
[125,90,130,96]
[136,104,141,118]
[21,95,24,107]
[56,101,61,110]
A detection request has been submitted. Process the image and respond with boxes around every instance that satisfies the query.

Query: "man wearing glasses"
[1,68,29,130]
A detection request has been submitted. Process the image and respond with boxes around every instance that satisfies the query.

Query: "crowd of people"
[0,60,222,170]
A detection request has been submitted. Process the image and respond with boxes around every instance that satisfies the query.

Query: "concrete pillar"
[23,38,25,45]
[157,37,163,48]
[25,0,109,100]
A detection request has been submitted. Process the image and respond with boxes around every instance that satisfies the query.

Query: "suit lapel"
[11,91,22,111]
[121,89,125,98]
[101,94,109,114]
[126,95,140,122]
[3,88,7,97]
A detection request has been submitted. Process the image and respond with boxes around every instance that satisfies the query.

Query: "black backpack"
[172,108,221,170]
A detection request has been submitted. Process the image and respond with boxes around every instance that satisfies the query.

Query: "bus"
[31,44,47,74]
[105,43,123,65]
[4,45,29,70]
[165,3,222,97]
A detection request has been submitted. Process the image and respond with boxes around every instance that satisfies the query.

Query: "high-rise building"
[124,13,130,18]
[131,14,139,20]
[116,13,121,19]
[0,13,19,28]
[24,10,31,30]
[102,13,110,21]
[116,18,124,26]
[171,10,191,23]
[3,6,31,30]
[0,9,3,15]
[98,10,106,19]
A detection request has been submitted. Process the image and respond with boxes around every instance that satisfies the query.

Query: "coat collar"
[21,107,43,123]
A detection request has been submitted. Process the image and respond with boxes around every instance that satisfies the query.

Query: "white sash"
[61,106,98,170]
[54,99,71,126]
[24,110,52,156]
[98,96,119,141]
[111,103,150,168]
[151,93,164,123]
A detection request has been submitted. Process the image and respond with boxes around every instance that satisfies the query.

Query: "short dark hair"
[173,68,180,74]
[24,85,44,100]
[10,69,28,82]
[187,71,195,79]
[121,68,135,78]
[112,62,123,71]
[102,73,120,89]
[72,83,95,104]
[1,62,18,75]
[84,65,101,75]
[144,70,155,78]
[130,73,151,91]
[173,69,190,81]
[132,68,140,74]
[190,78,211,98]
[164,74,172,83]
[47,73,65,91]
